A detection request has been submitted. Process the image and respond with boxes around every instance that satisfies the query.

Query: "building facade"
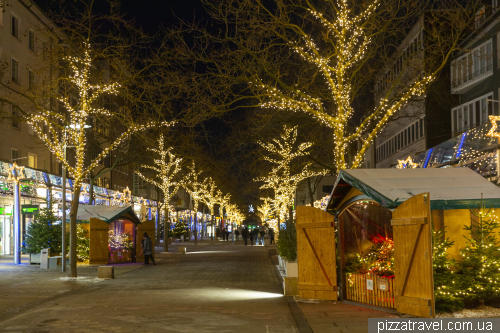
[373,17,454,168]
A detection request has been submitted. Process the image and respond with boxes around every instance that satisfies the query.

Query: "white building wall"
[0,1,56,172]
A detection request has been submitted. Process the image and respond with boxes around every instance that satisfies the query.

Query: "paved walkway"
[0,240,396,332]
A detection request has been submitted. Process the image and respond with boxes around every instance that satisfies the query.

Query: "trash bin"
[40,248,49,269]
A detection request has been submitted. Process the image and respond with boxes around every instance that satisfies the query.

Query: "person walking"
[253,228,259,245]
[269,228,275,245]
[139,232,155,265]
[225,229,230,242]
[231,231,235,245]
[249,230,254,246]
[235,229,240,241]
[259,229,265,245]
[242,228,249,245]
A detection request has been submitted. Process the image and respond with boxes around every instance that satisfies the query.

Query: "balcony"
[451,64,493,94]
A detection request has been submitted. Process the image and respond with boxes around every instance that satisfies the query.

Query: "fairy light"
[254,125,327,222]
[136,135,183,217]
[25,41,176,194]
[486,115,500,143]
[252,0,435,170]
[396,156,418,169]
[7,162,25,184]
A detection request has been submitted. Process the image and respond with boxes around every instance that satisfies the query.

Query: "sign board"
[377,278,389,291]
[22,205,39,215]
[0,206,12,215]
[366,279,374,291]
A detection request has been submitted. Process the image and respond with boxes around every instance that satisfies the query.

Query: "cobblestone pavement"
[0,241,298,333]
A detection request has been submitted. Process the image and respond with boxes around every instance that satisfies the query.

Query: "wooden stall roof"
[72,204,141,224]
[327,168,500,214]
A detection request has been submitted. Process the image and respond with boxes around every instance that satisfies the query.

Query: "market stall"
[298,168,500,318]
[75,205,154,265]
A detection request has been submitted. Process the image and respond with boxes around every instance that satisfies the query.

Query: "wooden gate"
[89,218,109,265]
[296,206,337,300]
[136,220,156,261]
[391,193,435,318]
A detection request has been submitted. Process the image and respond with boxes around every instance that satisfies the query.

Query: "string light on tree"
[24,41,176,277]
[253,0,436,170]
[136,135,183,251]
[254,125,327,223]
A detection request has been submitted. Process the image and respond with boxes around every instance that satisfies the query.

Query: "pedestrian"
[231,231,235,245]
[235,229,240,241]
[139,232,155,265]
[242,228,249,245]
[259,229,265,245]
[269,228,275,245]
[253,228,259,245]
[249,230,254,246]
[225,229,230,241]
[222,228,226,241]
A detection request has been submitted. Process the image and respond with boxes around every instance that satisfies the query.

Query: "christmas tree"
[172,221,189,238]
[458,199,500,304]
[76,224,90,261]
[432,227,464,313]
[25,207,64,254]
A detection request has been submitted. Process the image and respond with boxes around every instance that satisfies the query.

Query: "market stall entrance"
[75,205,155,265]
[296,206,337,300]
[391,192,434,318]
[324,168,500,317]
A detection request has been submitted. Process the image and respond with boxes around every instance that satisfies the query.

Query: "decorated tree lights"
[136,135,182,251]
[26,42,175,277]
[255,0,436,170]
[255,125,327,231]
[182,161,207,245]
[396,156,418,169]
[201,178,218,240]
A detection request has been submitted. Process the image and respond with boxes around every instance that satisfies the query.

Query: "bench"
[47,256,69,268]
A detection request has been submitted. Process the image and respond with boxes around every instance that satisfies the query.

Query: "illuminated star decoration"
[7,162,25,184]
[122,186,132,204]
[397,156,418,169]
[249,205,254,213]
[486,115,500,143]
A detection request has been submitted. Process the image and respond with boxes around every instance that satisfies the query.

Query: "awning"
[327,168,500,213]
[73,204,141,224]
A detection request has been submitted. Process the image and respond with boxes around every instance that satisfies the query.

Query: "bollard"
[98,266,114,279]
[178,247,187,254]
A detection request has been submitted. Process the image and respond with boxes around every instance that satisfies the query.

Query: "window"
[28,70,35,89]
[475,7,485,29]
[104,178,110,189]
[11,149,18,161]
[11,58,19,84]
[11,15,18,39]
[420,119,424,137]
[412,124,415,142]
[28,153,37,169]
[451,92,494,134]
[11,106,20,129]
[28,30,35,52]
[451,39,493,91]
[28,125,34,136]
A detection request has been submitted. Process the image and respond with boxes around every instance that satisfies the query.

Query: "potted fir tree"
[25,207,66,264]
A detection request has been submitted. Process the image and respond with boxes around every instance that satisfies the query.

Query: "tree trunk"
[163,204,169,252]
[289,205,294,223]
[69,184,82,277]
[306,177,315,207]
[194,213,198,245]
